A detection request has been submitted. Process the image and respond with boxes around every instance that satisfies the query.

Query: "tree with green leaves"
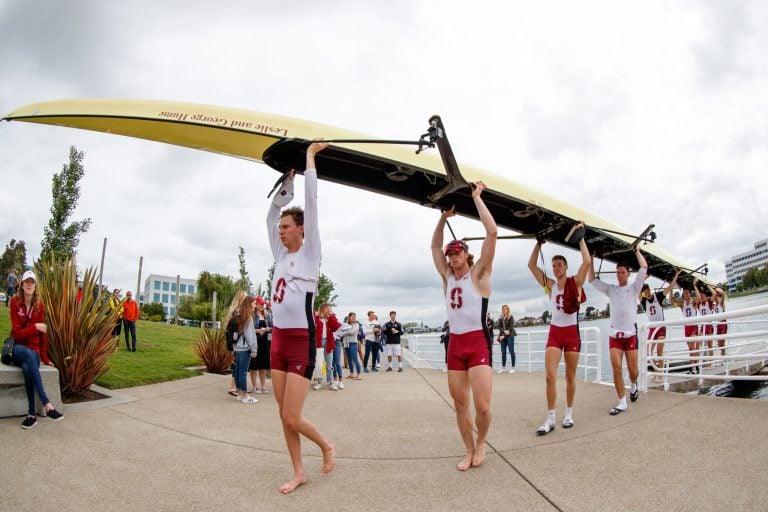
[40,146,92,262]
[236,246,251,292]
[0,238,27,281]
[196,270,237,309]
[141,302,166,321]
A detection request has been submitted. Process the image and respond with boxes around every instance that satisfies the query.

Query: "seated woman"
[10,270,64,429]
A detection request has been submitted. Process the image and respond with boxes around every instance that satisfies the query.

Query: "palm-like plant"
[36,258,120,396]
[192,325,233,374]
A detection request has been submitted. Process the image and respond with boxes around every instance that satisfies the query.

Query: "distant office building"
[725,239,768,292]
[142,274,197,319]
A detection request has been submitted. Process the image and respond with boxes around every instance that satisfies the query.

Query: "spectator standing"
[6,269,17,307]
[496,305,517,374]
[250,297,272,394]
[108,288,123,337]
[122,290,139,352]
[383,311,404,372]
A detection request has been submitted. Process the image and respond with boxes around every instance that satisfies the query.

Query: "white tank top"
[645,294,665,322]
[681,299,697,319]
[550,280,578,327]
[445,272,487,335]
[699,301,712,317]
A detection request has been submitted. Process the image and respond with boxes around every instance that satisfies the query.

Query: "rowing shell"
[2,98,708,287]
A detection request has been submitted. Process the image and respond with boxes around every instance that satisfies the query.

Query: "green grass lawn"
[0,303,204,389]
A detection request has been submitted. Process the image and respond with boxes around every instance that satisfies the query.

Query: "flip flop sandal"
[609,407,625,416]
[536,423,555,435]
[228,390,238,396]
[630,389,639,402]
[562,418,574,428]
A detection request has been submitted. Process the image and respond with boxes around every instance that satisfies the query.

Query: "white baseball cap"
[21,270,36,282]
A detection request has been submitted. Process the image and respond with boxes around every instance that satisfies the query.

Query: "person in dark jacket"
[495,305,517,373]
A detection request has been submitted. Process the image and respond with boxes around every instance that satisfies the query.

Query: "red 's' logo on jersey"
[555,293,564,312]
[450,287,463,309]
[273,277,287,304]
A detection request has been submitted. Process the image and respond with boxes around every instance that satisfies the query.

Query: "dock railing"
[407,326,603,383]
[639,304,768,392]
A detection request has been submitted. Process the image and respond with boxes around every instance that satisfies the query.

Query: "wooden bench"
[0,363,63,417]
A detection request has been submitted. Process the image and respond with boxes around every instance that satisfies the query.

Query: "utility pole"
[212,291,217,325]
[98,237,107,291]
[136,256,143,306]
[175,274,180,325]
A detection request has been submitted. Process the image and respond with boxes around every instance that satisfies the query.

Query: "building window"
[171,295,176,304]
[162,294,168,303]
[188,285,195,294]
[171,282,177,292]
[170,307,176,317]
[162,282,169,291]
[153,293,160,302]
[154,281,160,290]
[180,284,187,293]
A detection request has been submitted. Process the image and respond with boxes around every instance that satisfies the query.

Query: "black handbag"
[1,336,15,365]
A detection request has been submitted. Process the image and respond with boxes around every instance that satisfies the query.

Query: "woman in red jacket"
[10,271,64,429]
[313,303,341,391]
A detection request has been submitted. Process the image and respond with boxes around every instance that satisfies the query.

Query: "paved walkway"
[4,368,768,512]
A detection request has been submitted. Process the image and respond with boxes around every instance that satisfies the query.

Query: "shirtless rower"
[267,141,335,493]
[431,181,497,470]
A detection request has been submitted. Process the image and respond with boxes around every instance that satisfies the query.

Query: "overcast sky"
[1,1,766,326]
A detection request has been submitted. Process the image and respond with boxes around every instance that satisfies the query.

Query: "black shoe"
[46,408,64,421]
[629,388,638,403]
[398,367,403,372]
[386,367,393,372]
[21,415,37,429]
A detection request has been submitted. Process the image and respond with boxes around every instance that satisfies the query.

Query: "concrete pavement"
[3,368,768,511]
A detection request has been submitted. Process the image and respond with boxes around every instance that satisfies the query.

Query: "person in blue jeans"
[9,270,64,429]
[229,296,259,404]
[496,305,517,374]
[341,313,362,379]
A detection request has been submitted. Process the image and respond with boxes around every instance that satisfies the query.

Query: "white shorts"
[385,344,402,357]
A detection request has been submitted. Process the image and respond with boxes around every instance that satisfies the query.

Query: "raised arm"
[527,241,551,291]
[573,230,591,287]
[636,248,648,270]
[267,171,294,259]
[431,206,453,287]
[663,269,681,297]
[303,142,328,264]
[470,181,497,279]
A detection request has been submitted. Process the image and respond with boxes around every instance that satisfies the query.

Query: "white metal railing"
[407,326,603,383]
[639,304,768,391]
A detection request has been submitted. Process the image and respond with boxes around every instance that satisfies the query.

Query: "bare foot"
[278,474,307,494]
[456,452,473,471]
[321,442,336,474]
[471,444,486,467]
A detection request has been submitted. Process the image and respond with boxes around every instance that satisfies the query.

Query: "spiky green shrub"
[36,258,120,396]
[192,325,233,374]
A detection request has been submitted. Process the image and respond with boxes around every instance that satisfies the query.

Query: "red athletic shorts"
[648,326,666,341]
[684,325,699,338]
[702,325,714,336]
[270,326,315,379]
[447,330,492,371]
[716,323,727,335]
[546,324,581,352]
[609,334,638,352]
